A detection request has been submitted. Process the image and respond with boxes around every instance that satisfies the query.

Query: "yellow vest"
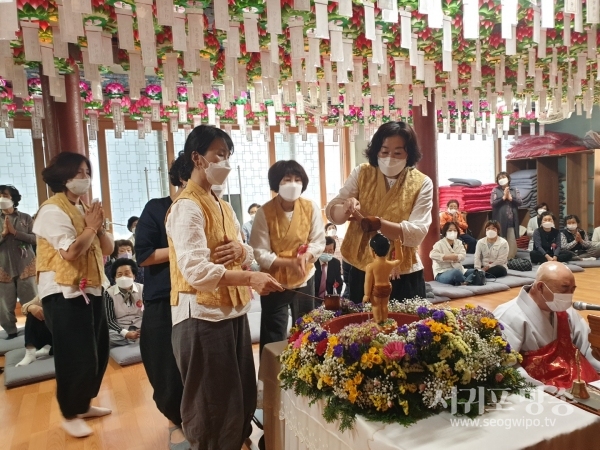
[261,196,313,289]
[167,179,250,307]
[341,164,425,272]
[36,193,104,288]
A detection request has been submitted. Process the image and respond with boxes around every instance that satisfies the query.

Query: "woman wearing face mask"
[491,171,522,259]
[104,239,144,285]
[326,121,432,303]
[242,203,260,243]
[166,126,282,450]
[250,160,326,353]
[429,222,473,285]
[474,220,509,278]
[526,203,548,251]
[530,212,569,264]
[314,236,343,301]
[559,214,600,261]
[0,184,37,340]
[439,199,477,254]
[33,152,114,438]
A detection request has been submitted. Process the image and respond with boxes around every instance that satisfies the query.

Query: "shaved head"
[531,262,576,311]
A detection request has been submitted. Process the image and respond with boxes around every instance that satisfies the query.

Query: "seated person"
[105,239,144,285]
[531,212,570,264]
[560,214,600,260]
[15,296,53,367]
[430,222,472,285]
[314,236,343,301]
[592,225,600,243]
[474,220,509,278]
[439,199,477,253]
[242,203,260,243]
[494,261,600,387]
[105,259,144,347]
[526,203,548,251]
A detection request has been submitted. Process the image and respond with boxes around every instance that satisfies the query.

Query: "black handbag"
[507,258,533,272]
[466,269,487,286]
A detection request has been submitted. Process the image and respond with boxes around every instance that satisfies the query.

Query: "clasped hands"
[1,216,16,237]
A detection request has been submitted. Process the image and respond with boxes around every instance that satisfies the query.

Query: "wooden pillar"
[32,137,48,205]
[54,66,87,155]
[413,96,439,282]
[166,135,176,198]
[40,67,61,161]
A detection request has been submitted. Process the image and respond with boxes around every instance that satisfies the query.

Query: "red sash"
[521,312,599,388]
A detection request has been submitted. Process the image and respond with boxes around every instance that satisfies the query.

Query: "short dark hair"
[363,121,422,168]
[182,125,234,177]
[247,203,260,213]
[441,221,459,235]
[112,239,135,259]
[0,184,21,207]
[111,258,138,279]
[484,220,501,233]
[496,171,511,185]
[540,211,556,224]
[127,216,139,231]
[325,222,337,231]
[446,199,460,208]
[325,236,336,250]
[169,151,191,187]
[268,160,309,193]
[42,152,92,193]
[565,214,580,224]
[370,233,390,257]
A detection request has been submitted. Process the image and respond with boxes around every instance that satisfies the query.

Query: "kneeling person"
[105,259,143,346]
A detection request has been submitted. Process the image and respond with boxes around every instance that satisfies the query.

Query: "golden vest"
[36,193,104,287]
[167,180,250,307]
[261,196,313,289]
[341,164,426,272]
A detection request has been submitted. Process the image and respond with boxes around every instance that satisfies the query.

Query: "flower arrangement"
[27,77,42,96]
[104,82,125,99]
[144,84,162,101]
[176,85,188,103]
[279,299,530,431]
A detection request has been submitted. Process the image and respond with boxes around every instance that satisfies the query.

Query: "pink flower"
[383,341,406,361]
[293,336,303,349]
[495,373,504,383]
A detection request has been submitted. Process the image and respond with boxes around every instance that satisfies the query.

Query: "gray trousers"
[108,329,136,347]
[172,315,256,450]
[0,276,37,335]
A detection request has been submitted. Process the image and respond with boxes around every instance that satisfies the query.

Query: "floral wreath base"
[278,298,532,432]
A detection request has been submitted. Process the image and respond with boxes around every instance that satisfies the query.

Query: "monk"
[363,234,403,324]
[494,261,600,388]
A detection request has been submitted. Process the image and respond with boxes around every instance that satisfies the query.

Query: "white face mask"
[498,177,509,186]
[542,222,554,230]
[66,178,91,196]
[202,156,231,186]
[486,229,498,239]
[537,209,546,216]
[326,229,337,237]
[446,231,458,240]
[378,157,407,177]
[118,252,133,260]
[279,182,303,202]
[567,224,577,231]
[447,208,457,215]
[0,198,13,209]
[116,276,134,290]
[540,282,573,312]
[249,213,256,220]
[212,184,225,198]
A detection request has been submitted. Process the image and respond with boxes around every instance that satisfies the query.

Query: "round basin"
[323,312,419,334]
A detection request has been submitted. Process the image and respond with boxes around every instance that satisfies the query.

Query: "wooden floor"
[1,269,600,450]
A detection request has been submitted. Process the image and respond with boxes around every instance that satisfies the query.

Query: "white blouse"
[474,237,509,269]
[325,164,433,274]
[166,198,254,326]
[429,238,466,278]
[32,204,109,300]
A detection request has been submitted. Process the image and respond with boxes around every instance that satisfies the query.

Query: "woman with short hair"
[250,160,326,353]
[527,203,548,251]
[530,212,568,264]
[439,199,477,253]
[430,221,471,285]
[33,152,114,438]
[559,214,600,260]
[474,220,509,278]
[491,171,522,259]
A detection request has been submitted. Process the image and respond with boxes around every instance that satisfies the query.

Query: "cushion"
[507,268,539,278]
[109,342,142,366]
[4,347,55,388]
[0,329,25,356]
[567,264,585,273]
[427,281,474,299]
[509,169,537,180]
[462,282,510,295]
[494,275,535,288]
[570,259,600,268]
[448,178,482,187]
[431,295,451,304]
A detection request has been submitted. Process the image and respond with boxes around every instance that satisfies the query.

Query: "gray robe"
[491,185,522,238]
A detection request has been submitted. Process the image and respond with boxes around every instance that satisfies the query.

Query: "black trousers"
[342,261,352,299]
[486,265,507,278]
[24,314,53,352]
[172,316,256,450]
[458,234,478,254]
[259,276,315,355]
[140,299,184,427]
[531,250,572,264]
[42,293,109,419]
[348,266,426,304]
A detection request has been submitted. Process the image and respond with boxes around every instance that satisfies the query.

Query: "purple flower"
[397,325,408,334]
[415,323,433,347]
[505,343,511,353]
[498,323,504,330]
[416,306,429,316]
[348,343,361,361]
[432,310,446,322]
[334,310,342,317]
[295,317,303,326]
[333,344,344,358]
[308,330,328,343]
[404,342,418,358]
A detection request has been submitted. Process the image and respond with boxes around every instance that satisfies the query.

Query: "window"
[437,134,496,186]
[324,128,343,203]
[0,129,38,215]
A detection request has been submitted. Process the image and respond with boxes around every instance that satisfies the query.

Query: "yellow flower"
[372,355,382,365]
[303,317,314,323]
[465,303,475,309]
[368,346,377,354]
[433,335,441,342]
[399,400,409,415]
[353,372,363,384]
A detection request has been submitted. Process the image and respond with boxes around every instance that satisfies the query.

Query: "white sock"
[77,406,112,419]
[16,348,37,367]
[61,418,93,438]
[35,345,52,357]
